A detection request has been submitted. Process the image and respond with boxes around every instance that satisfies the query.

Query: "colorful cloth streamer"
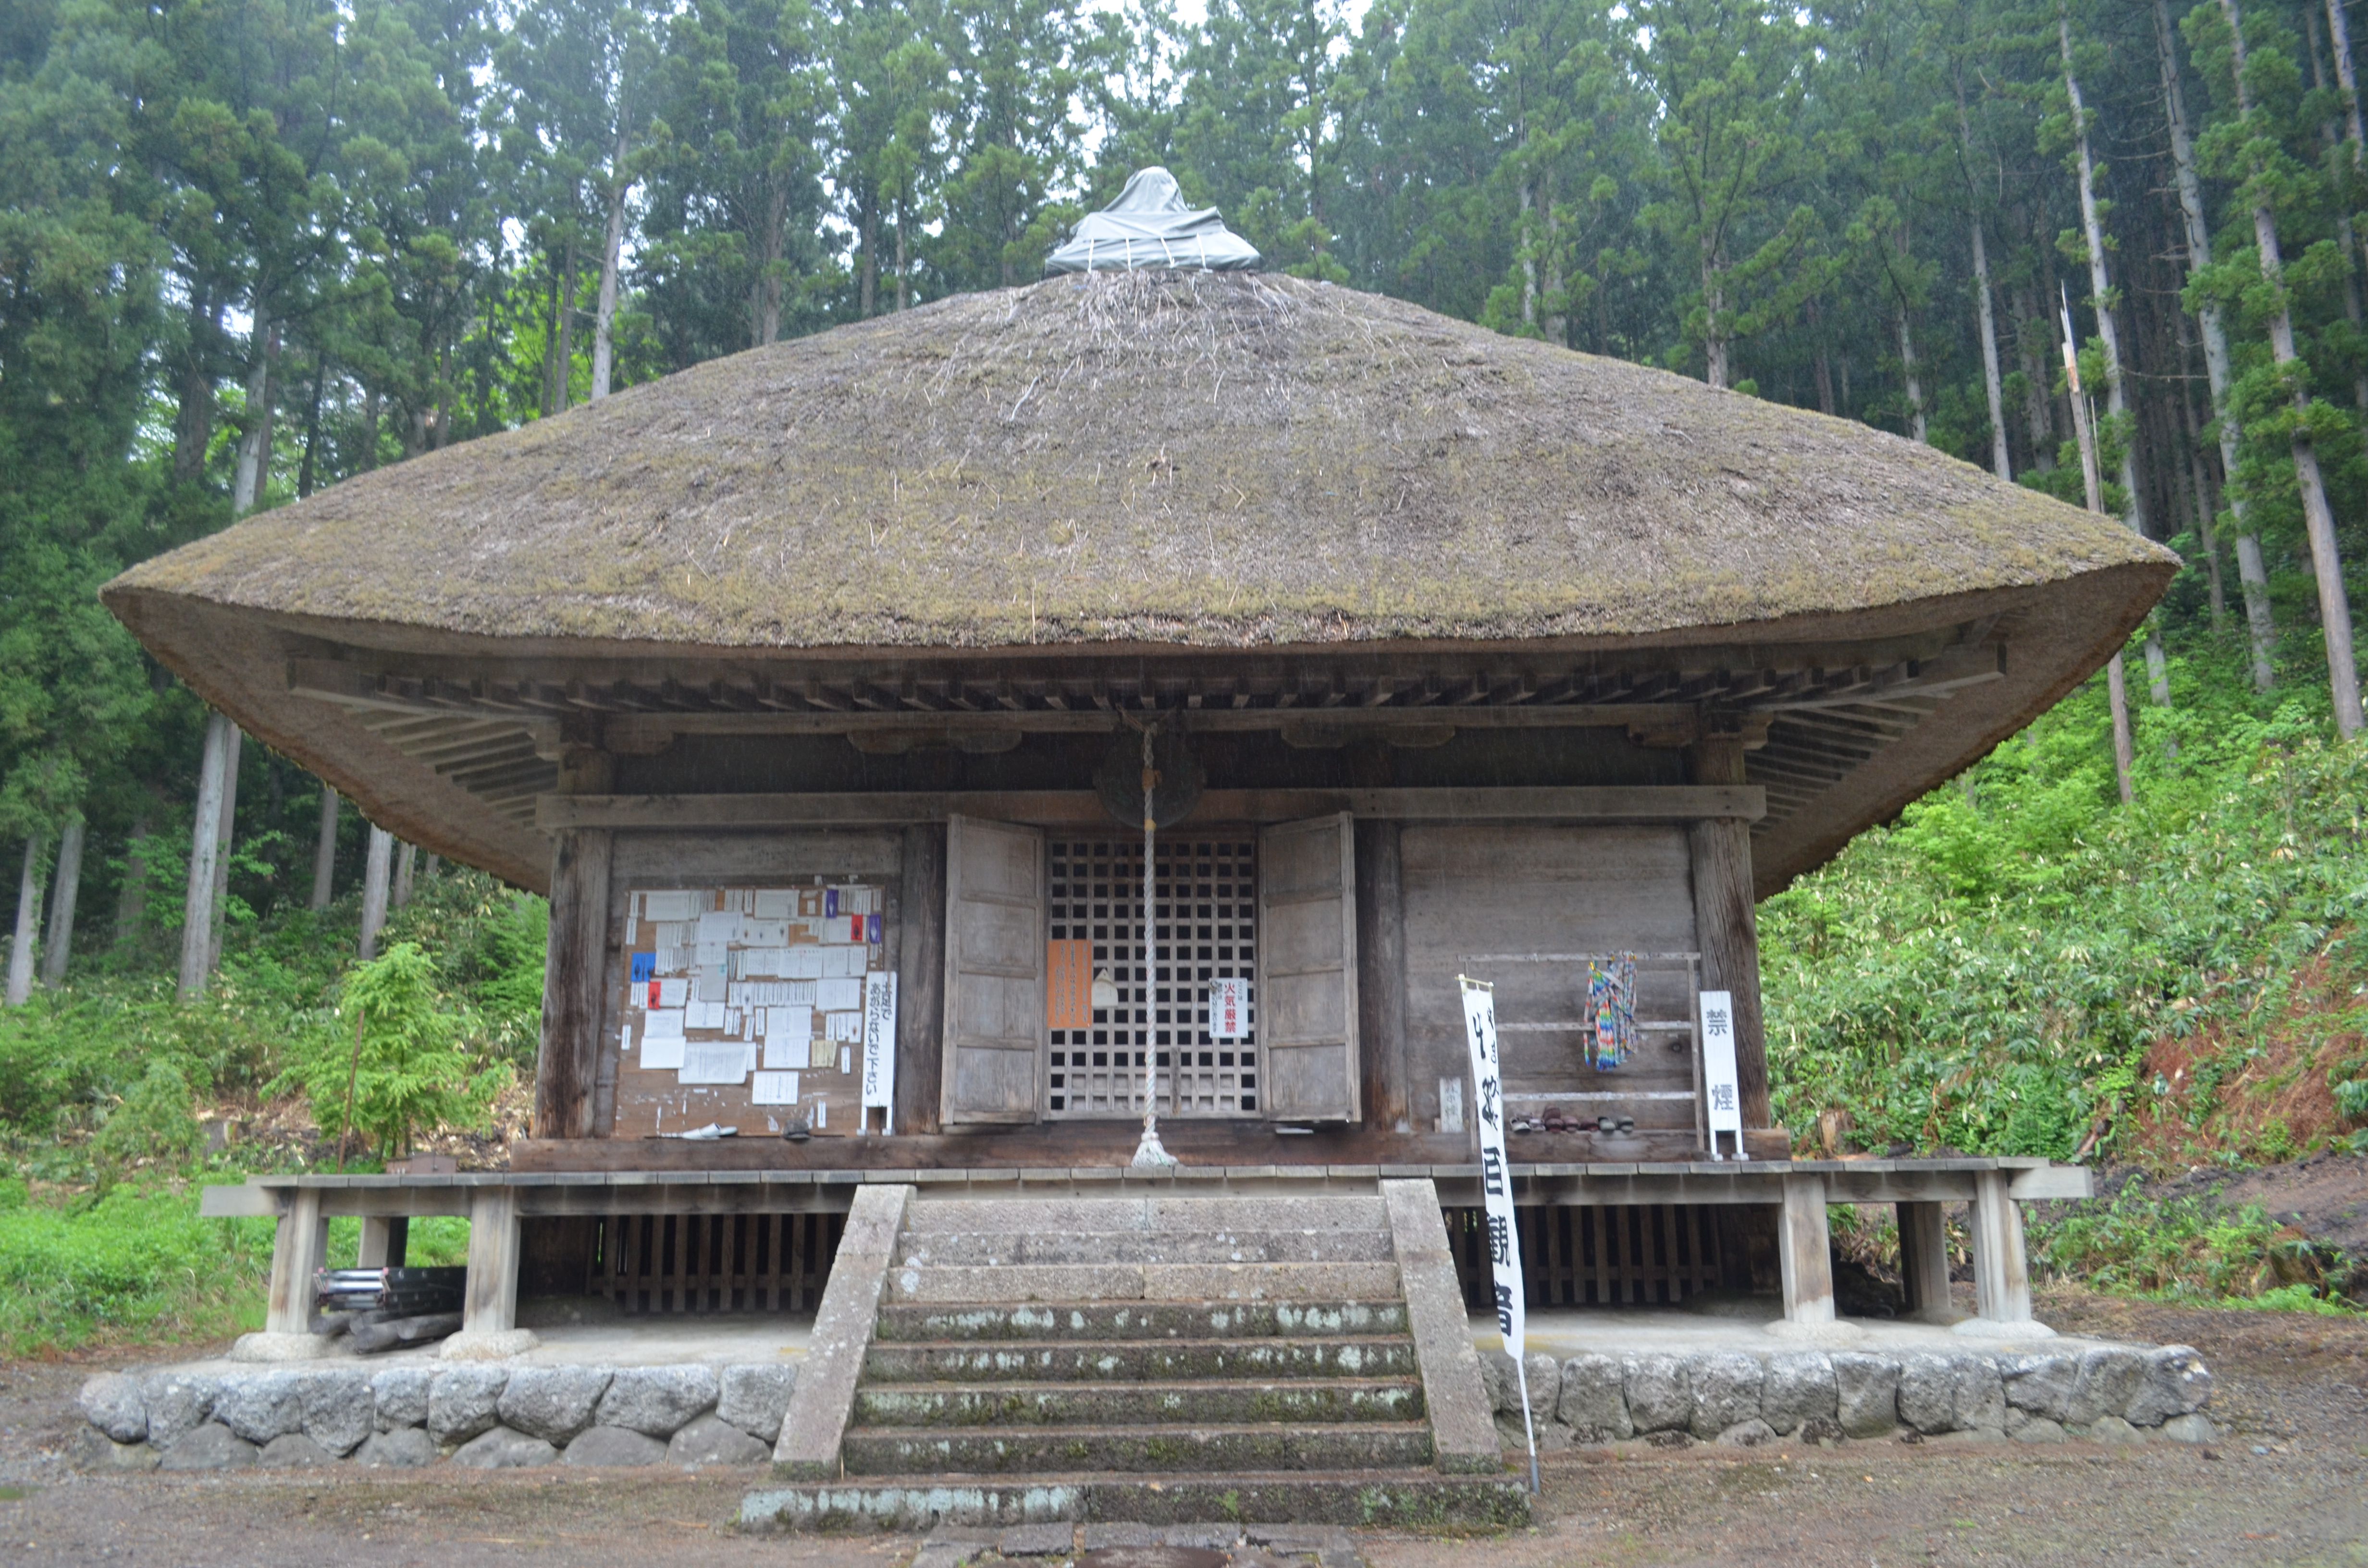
[1583,954,1639,1070]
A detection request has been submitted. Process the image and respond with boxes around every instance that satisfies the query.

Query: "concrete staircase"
[744,1187,1526,1531]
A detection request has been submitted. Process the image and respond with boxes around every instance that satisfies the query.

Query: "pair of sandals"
[1509,1112,1636,1136]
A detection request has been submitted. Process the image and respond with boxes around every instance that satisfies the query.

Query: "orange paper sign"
[1046,940,1093,1029]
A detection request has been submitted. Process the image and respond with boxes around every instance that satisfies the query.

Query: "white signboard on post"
[1700,988,1745,1160]
[861,971,898,1132]
[1459,975,1538,1492]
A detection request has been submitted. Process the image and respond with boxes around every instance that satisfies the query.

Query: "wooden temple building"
[118,263,2172,1497]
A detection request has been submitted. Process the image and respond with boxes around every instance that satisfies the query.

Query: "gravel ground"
[2,1286,2362,1568]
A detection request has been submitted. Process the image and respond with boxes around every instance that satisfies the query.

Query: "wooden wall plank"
[537,829,613,1139]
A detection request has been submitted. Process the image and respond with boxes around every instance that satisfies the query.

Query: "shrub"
[272,943,508,1160]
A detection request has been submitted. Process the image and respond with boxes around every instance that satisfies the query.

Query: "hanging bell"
[1094,727,1203,828]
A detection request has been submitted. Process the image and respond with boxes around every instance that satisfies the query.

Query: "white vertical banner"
[1699,988,1745,1160]
[1459,975,1537,1492]
[1208,975,1250,1040]
[861,971,898,1132]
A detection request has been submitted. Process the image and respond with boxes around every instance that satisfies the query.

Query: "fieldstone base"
[74,1358,796,1473]
[1478,1341,2213,1447]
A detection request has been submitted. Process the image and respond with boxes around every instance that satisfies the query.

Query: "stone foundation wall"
[1479,1344,2215,1450]
[74,1361,798,1472]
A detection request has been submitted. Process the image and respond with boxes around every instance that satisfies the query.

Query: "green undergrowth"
[1763,641,2368,1169]
[0,1178,273,1357]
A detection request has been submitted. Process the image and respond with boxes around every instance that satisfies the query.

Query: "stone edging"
[1478,1344,2215,1449]
[74,1361,798,1472]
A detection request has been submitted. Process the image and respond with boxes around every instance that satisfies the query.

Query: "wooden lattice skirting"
[1447,1204,1728,1309]
[593,1211,846,1313]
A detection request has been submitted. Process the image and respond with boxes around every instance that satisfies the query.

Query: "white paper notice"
[861,971,898,1125]
[1700,988,1747,1159]
[654,977,688,1008]
[786,946,826,980]
[643,891,700,923]
[751,1070,800,1105]
[816,976,863,1013]
[641,1026,686,1072]
[678,1042,750,1085]
[644,1008,686,1041]
[752,890,795,919]
[825,1009,863,1043]
[764,1005,814,1067]
[1209,976,1250,1040]
[696,910,740,943]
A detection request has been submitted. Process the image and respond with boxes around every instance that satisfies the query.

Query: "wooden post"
[264,1187,328,1335]
[894,822,945,1135]
[1897,1200,1954,1322]
[1970,1169,2034,1323]
[1777,1174,1835,1323]
[535,828,613,1140]
[1688,735,1770,1127]
[357,1216,407,1268]
[462,1187,522,1336]
[1354,818,1409,1130]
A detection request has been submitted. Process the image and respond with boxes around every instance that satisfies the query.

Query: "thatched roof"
[103,270,2176,892]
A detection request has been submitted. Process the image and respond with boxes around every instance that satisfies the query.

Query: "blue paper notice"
[867,913,883,944]
[825,887,839,918]
[630,951,656,984]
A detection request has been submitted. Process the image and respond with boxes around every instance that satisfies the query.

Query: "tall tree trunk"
[2174,311,2229,626]
[895,195,911,311]
[392,841,416,909]
[2062,20,2150,540]
[296,356,326,499]
[310,787,340,910]
[756,178,788,346]
[231,317,278,516]
[2065,18,2170,706]
[207,724,241,974]
[1542,180,1566,345]
[2061,310,2137,805]
[543,265,563,417]
[1702,254,1730,390]
[1896,301,1928,443]
[556,242,578,413]
[6,833,46,1008]
[2225,0,2366,736]
[360,385,382,473]
[172,291,219,485]
[592,120,630,403]
[38,818,83,988]
[2015,285,2057,470]
[177,712,234,1001]
[1518,178,1539,329]
[859,202,878,318]
[2306,2,2368,414]
[359,826,394,960]
[1959,75,2013,478]
[1808,296,1836,415]
[2159,0,2276,687]
[115,810,150,946]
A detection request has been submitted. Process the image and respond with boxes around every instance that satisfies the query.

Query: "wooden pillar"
[1688,735,1770,1127]
[264,1187,328,1335]
[1353,818,1409,1131]
[535,828,614,1140]
[1897,1200,1953,1322]
[1776,1174,1835,1323]
[462,1187,522,1335]
[894,822,946,1135]
[1970,1170,2034,1323]
[357,1215,408,1269]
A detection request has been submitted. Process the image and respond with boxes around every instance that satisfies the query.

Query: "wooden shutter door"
[939,815,1046,1125]
[1257,812,1360,1122]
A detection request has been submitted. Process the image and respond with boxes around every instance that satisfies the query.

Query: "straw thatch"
[106,270,2171,652]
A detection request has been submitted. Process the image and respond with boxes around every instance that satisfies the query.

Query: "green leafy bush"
[0,1186,271,1355]
[273,943,509,1160]
[92,1059,201,1167]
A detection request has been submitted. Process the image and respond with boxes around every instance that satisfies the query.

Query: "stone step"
[901,1196,1391,1237]
[742,1469,1531,1532]
[841,1421,1437,1475]
[863,1335,1419,1384]
[894,1229,1395,1267]
[874,1299,1411,1343]
[885,1261,1402,1305]
[851,1378,1426,1429]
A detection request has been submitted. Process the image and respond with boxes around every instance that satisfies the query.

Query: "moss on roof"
[105,270,2172,650]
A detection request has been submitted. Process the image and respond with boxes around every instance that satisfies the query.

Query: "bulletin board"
[612,881,892,1139]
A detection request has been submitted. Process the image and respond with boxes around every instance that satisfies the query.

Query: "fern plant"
[273,943,506,1159]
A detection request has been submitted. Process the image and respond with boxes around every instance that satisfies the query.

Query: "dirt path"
[2,1289,2363,1568]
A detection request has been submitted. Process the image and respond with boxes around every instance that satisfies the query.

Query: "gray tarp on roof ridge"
[1044,167,1261,274]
